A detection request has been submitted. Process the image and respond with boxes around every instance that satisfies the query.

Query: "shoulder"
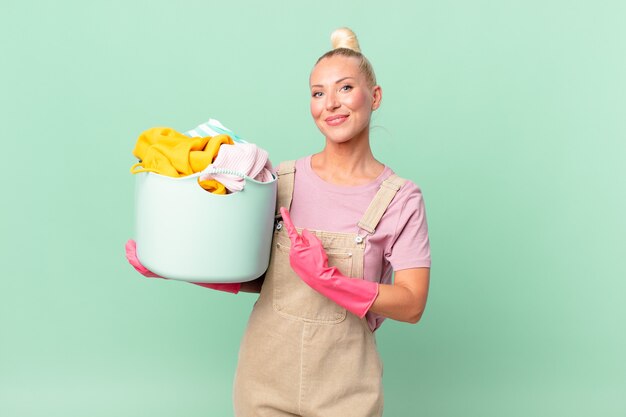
[385,172,425,209]
[379,171,428,236]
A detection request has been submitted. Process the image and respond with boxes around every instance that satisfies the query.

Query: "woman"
[127,27,430,417]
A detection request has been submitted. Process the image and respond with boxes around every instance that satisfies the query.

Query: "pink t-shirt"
[287,155,431,331]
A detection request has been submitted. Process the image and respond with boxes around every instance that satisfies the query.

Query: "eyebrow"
[310,77,355,88]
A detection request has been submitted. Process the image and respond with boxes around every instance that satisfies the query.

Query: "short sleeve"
[385,184,431,270]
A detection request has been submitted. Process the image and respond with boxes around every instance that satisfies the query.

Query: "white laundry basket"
[134,171,277,283]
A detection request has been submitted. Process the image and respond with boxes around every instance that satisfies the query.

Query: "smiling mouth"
[325,115,349,126]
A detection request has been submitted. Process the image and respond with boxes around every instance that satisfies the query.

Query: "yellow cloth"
[130,127,234,194]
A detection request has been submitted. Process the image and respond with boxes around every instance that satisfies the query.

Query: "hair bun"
[330,27,361,53]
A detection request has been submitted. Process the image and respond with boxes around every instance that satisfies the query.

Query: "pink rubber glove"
[280,207,379,318]
[124,240,241,294]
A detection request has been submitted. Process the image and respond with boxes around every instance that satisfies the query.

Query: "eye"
[340,84,353,92]
[312,91,323,98]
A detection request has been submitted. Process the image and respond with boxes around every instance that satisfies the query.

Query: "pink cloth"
[199,143,273,192]
[288,155,431,331]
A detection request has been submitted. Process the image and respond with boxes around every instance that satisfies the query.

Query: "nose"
[325,92,340,111]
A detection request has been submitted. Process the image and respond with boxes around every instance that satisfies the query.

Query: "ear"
[371,85,382,111]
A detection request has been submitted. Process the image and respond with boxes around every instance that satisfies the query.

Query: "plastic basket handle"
[201,166,249,179]
[130,162,161,174]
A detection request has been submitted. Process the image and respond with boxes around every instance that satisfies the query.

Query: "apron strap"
[357,174,407,234]
[275,160,296,217]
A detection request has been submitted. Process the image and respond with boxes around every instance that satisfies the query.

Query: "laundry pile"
[130,119,273,194]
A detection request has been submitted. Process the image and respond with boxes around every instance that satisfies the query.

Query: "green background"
[1,1,624,416]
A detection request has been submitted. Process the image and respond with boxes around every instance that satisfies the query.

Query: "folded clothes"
[199,142,274,193]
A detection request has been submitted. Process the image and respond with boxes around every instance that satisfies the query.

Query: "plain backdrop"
[1,1,625,416]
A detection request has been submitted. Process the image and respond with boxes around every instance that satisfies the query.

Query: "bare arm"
[368,267,430,324]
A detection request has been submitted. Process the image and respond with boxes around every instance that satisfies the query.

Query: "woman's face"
[309,55,381,145]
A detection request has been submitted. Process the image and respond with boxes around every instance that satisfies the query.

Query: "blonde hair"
[316,27,377,87]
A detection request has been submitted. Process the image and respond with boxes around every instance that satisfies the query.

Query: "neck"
[312,130,384,185]
[319,143,375,171]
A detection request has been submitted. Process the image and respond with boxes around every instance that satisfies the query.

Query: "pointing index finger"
[280,207,299,244]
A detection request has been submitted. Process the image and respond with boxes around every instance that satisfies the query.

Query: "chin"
[316,121,368,144]
[322,132,353,144]
[317,128,350,143]
[324,128,368,145]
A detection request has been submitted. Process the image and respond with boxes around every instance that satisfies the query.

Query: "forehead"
[309,55,364,86]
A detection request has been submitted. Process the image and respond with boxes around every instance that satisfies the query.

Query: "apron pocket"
[273,241,349,324]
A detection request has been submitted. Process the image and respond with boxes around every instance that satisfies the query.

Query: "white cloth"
[185,119,246,143]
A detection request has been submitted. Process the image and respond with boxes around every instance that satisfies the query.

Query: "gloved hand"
[280,207,378,318]
[124,240,241,294]
[125,239,161,278]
